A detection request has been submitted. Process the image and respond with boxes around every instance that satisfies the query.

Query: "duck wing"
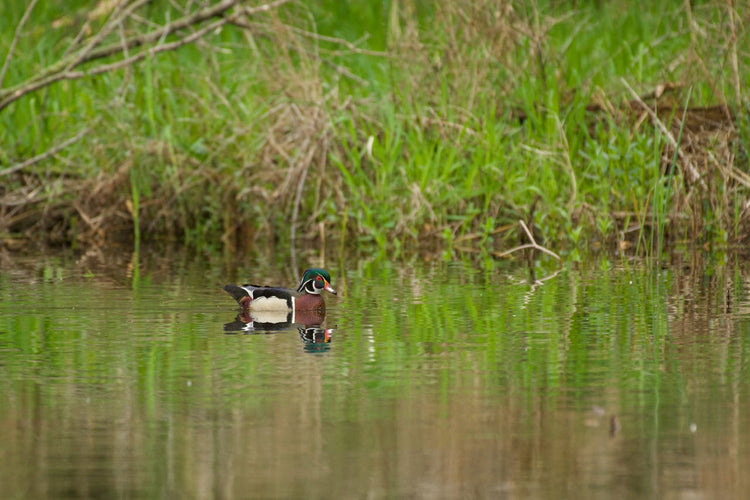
[223,284,297,309]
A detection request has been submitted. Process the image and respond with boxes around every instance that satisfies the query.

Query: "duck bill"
[324,280,337,295]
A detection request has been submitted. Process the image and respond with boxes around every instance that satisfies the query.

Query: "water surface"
[1,250,749,498]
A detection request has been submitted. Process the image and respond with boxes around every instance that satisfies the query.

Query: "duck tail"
[223,284,251,305]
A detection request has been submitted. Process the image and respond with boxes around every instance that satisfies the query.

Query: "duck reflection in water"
[223,308,334,351]
[223,307,326,333]
[299,326,333,352]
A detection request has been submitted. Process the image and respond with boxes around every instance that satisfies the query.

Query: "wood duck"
[223,268,337,313]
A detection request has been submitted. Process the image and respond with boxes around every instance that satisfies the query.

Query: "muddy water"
[1,250,749,498]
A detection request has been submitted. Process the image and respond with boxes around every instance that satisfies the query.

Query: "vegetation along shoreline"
[1,1,748,259]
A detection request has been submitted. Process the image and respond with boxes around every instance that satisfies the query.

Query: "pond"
[1,249,749,498]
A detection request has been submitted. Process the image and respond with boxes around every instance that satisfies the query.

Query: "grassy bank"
[0,0,748,259]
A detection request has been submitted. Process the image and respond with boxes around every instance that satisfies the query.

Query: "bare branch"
[67,0,152,72]
[69,17,229,79]
[0,127,90,177]
[0,0,39,89]
[82,0,279,65]
[0,0,292,112]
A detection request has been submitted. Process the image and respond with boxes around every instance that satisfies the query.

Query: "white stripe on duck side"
[248,294,294,312]
[247,308,294,325]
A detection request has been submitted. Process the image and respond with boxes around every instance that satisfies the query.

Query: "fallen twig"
[493,219,563,263]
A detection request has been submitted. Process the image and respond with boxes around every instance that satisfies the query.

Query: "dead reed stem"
[621,77,704,188]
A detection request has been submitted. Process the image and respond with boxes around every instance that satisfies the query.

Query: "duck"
[223,268,337,313]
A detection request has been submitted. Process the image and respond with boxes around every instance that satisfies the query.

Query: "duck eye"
[315,276,322,281]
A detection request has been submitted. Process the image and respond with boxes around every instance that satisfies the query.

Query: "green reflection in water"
[0,254,749,498]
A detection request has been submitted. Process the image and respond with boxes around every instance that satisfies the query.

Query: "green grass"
[0,0,748,258]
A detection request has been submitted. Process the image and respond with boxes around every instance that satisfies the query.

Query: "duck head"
[297,268,337,296]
